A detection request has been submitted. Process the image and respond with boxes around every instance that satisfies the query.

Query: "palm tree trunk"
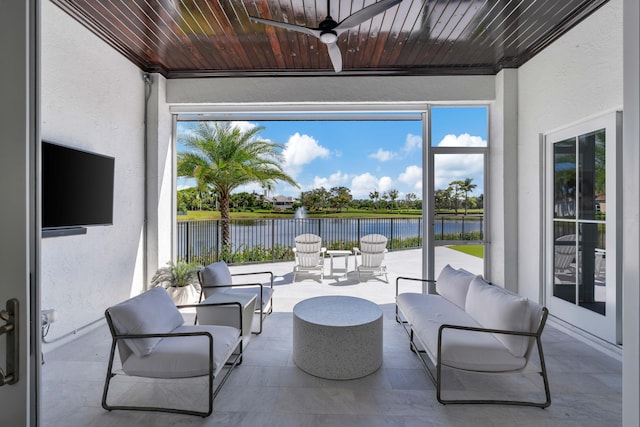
[219,189,231,252]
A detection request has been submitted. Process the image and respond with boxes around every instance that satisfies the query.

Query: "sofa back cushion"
[108,287,184,357]
[200,261,233,298]
[435,264,477,309]
[465,276,531,357]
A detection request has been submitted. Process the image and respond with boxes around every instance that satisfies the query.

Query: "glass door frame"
[544,110,622,344]
[424,105,489,293]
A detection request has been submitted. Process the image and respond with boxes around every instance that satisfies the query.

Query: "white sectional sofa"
[395,265,551,407]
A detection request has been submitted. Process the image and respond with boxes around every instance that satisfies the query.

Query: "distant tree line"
[435,178,482,213]
[178,177,482,214]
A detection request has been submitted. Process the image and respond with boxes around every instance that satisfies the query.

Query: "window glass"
[431,106,488,147]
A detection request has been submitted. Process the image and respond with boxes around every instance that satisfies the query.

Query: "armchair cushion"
[435,264,477,309]
[201,261,233,297]
[108,287,184,357]
[121,324,241,378]
[465,276,531,357]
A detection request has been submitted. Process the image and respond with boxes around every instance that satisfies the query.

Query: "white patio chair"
[102,287,243,417]
[353,234,388,282]
[197,261,274,335]
[292,233,326,281]
[554,234,577,273]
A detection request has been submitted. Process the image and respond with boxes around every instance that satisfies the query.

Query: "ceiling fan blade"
[249,16,321,38]
[326,42,343,73]
[336,0,402,30]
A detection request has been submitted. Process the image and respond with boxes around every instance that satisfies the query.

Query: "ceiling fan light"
[320,31,338,44]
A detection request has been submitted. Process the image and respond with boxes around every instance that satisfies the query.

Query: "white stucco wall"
[488,70,519,291]
[40,2,146,349]
[146,74,174,280]
[517,0,623,305]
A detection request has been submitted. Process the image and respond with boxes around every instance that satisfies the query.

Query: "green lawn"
[448,245,484,258]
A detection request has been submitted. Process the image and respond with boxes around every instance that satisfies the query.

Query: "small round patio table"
[292,295,383,380]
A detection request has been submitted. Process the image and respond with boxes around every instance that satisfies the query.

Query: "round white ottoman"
[292,295,383,380]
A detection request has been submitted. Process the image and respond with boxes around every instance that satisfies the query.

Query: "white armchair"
[198,261,274,334]
[102,287,243,417]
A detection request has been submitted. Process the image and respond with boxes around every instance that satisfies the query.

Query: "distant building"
[265,194,296,210]
[595,193,606,213]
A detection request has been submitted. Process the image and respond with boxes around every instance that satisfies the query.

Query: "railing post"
[215,219,220,262]
[185,221,191,263]
[390,217,394,251]
[462,216,466,239]
[271,219,275,262]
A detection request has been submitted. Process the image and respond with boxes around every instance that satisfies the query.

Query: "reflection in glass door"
[552,131,606,315]
[546,112,620,344]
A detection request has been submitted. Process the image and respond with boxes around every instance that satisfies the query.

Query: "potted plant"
[151,260,202,305]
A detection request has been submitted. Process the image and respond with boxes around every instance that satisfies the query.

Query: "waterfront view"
[177,215,483,264]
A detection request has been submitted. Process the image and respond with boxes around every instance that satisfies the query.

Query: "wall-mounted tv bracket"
[0,299,19,386]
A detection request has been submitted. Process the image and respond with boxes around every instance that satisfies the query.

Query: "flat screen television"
[42,141,115,235]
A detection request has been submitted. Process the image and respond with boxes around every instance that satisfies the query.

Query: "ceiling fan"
[249,0,403,73]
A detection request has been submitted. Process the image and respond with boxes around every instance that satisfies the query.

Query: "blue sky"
[177,106,487,200]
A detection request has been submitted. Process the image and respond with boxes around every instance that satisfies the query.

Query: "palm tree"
[178,122,298,250]
[388,189,399,209]
[369,190,379,210]
[460,177,477,215]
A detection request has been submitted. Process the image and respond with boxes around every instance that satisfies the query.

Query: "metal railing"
[177,215,484,265]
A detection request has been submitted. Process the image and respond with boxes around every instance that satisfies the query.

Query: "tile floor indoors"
[41,249,622,426]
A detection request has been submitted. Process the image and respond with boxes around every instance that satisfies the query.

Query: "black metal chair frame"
[102,301,243,417]
[395,276,551,408]
[197,269,274,334]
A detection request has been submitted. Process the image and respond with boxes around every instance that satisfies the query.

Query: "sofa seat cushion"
[108,287,184,357]
[431,327,528,372]
[465,277,531,357]
[121,324,241,379]
[396,293,527,372]
[435,265,477,309]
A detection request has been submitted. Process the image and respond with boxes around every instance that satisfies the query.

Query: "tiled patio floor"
[41,248,622,426]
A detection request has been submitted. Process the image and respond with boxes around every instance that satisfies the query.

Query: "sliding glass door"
[546,111,621,344]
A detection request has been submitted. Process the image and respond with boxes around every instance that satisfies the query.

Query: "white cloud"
[438,133,486,147]
[350,173,381,198]
[369,148,395,162]
[378,176,393,192]
[313,171,349,189]
[235,182,265,194]
[434,153,484,194]
[229,121,258,133]
[282,132,330,177]
[398,165,422,188]
[403,133,422,153]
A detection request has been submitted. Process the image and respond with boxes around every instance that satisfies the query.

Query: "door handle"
[0,298,19,386]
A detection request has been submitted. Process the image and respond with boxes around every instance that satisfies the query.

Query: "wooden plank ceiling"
[51,0,608,77]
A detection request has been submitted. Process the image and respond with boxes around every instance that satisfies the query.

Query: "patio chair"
[197,261,274,335]
[554,234,577,273]
[102,287,243,417]
[292,233,326,281]
[353,234,388,282]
